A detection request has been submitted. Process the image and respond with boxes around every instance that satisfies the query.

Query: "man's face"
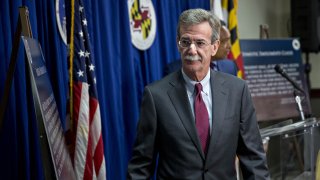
[177,22,219,81]
[214,26,231,60]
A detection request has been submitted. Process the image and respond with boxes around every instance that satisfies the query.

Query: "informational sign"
[22,37,75,179]
[241,39,311,121]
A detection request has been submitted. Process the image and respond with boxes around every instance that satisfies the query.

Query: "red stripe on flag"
[82,96,98,179]
[73,82,83,131]
[71,82,83,162]
[83,129,93,180]
[94,135,104,173]
[89,97,98,123]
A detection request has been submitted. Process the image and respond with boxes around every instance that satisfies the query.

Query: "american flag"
[69,0,106,179]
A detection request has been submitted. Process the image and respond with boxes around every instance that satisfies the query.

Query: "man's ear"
[211,40,220,56]
[177,36,181,52]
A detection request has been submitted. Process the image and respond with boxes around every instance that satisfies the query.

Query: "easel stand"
[0,6,32,130]
[0,7,56,179]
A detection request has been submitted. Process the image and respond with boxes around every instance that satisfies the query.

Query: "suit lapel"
[167,71,205,159]
[206,71,229,159]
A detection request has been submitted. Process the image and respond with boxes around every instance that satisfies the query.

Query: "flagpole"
[69,0,75,124]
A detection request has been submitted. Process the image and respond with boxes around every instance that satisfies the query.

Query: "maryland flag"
[223,0,245,78]
[129,0,152,39]
[211,0,245,79]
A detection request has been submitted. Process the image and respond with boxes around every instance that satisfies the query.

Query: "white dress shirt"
[181,69,213,134]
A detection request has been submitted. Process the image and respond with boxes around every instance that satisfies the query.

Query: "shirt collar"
[181,68,211,94]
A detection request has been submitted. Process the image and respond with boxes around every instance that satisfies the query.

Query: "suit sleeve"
[127,86,158,179]
[232,60,238,76]
[237,82,270,180]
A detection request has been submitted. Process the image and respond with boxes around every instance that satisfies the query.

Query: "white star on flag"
[78,50,85,57]
[82,19,87,26]
[79,6,84,12]
[79,31,83,37]
[77,70,84,77]
[89,64,95,71]
[85,51,90,58]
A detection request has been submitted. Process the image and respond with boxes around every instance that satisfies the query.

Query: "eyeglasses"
[178,38,211,49]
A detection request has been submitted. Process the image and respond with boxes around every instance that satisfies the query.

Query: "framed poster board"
[22,36,75,179]
[241,39,311,121]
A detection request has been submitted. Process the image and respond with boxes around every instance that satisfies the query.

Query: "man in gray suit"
[127,8,270,180]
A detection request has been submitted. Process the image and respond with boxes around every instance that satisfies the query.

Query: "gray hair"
[177,8,221,43]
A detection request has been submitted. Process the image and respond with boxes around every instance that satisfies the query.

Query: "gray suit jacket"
[127,70,270,180]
